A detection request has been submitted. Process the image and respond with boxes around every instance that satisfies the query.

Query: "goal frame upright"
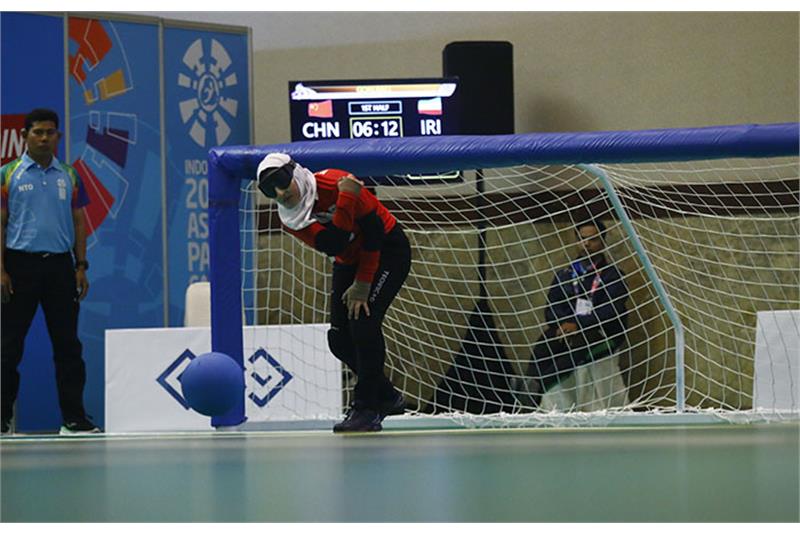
[207,123,799,428]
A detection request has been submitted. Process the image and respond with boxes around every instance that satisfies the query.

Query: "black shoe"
[379,390,406,416]
[60,416,101,435]
[1,419,10,435]
[333,406,383,433]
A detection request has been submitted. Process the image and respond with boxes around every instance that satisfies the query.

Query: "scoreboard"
[289,78,461,142]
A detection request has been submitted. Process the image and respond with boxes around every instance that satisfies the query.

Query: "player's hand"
[1,269,12,304]
[342,280,371,319]
[75,268,89,302]
[337,175,363,196]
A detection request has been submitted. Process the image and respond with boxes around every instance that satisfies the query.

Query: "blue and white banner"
[1,14,251,432]
[164,28,252,327]
[68,17,164,428]
[0,12,66,432]
[105,325,341,432]
[1,13,66,163]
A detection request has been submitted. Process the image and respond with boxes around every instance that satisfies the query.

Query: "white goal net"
[237,154,798,427]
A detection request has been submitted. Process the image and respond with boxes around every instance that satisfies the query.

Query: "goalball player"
[256,153,409,432]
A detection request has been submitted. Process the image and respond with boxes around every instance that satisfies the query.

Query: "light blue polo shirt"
[0,153,90,253]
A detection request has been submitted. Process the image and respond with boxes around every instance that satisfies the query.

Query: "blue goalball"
[180,352,244,416]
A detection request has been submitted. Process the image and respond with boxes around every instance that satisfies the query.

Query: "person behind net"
[516,219,629,407]
[256,153,410,432]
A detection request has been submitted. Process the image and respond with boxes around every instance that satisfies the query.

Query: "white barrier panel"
[105,324,341,432]
[753,310,799,411]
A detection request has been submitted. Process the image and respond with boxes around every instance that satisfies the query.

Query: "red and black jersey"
[285,168,396,284]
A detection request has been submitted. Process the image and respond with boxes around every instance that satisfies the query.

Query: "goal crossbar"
[210,123,798,179]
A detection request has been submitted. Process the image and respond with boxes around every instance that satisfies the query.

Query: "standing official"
[1,108,99,435]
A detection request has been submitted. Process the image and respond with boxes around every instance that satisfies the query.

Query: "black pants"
[526,326,619,391]
[1,250,87,423]
[327,225,411,409]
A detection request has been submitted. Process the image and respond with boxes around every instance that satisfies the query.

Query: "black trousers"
[526,326,620,391]
[327,225,411,409]
[1,250,87,423]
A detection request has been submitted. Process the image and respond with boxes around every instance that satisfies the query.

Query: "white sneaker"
[59,417,101,435]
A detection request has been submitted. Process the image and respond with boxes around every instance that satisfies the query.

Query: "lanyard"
[571,261,602,299]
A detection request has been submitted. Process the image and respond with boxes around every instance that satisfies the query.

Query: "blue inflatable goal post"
[208,123,799,429]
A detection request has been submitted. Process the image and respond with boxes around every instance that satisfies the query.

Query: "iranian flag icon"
[417,97,442,116]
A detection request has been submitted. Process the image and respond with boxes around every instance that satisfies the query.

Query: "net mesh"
[239,157,799,426]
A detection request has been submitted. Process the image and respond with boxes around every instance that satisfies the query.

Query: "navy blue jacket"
[544,254,628,341]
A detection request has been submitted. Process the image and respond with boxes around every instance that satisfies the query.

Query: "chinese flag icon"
[308,100,333,119]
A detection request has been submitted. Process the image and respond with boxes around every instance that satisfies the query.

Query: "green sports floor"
[1,422,798,522]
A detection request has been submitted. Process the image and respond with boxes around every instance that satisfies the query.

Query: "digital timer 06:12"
[349,117,403,139]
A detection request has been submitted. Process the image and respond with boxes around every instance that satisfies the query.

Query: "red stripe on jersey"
[287,169,397,284]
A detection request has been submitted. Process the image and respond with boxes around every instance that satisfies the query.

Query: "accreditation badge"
[57,178,67,200]
[575,298,593,316]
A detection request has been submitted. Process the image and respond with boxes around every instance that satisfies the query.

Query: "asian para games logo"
[177,38,240,148]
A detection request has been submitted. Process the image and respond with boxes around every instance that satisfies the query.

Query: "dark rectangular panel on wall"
[443,41,515,135]
[164,27,252,327]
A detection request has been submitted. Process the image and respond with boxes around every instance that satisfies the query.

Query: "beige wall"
[251,11,799,144]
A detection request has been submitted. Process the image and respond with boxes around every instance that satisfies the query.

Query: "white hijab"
[257,153,318,230]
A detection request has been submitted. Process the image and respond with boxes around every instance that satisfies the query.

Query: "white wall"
[143,11,799,144]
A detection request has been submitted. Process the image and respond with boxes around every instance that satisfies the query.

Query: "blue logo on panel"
[248,348,293,407]
[176,38,240,147]
[156,348,292,409]
[156,349,196,409]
